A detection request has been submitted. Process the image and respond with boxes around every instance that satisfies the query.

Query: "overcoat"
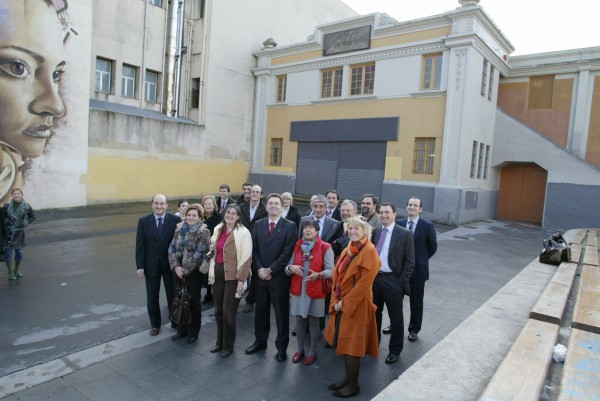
[325,240,380,358]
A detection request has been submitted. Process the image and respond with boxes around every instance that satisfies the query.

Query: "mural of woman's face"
[0,0,66,158]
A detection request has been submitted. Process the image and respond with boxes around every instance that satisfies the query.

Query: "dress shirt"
[249,202,259,221]
[407,216,420,234]
[378,223,395,273]
[316,216,325,239]
[154,213,165,226]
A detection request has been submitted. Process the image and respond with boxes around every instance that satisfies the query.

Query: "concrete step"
[583,245,598,267]
[571,263,600,335]
[479,319,559,401]
[557,328,600,401]
[529,262,577,325]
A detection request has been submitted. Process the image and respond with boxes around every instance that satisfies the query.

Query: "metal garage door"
[295,141,386,200]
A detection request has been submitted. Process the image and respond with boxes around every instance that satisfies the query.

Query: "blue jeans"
[5,247,24,262]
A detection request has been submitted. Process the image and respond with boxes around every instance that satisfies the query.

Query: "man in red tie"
[371,202,414,364]
[245,193,297,362]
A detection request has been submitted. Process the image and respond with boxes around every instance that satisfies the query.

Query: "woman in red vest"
[285,219,333,365]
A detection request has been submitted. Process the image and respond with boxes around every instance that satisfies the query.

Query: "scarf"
[300,238,316,261]
[7,198,28,226]
[334,235,368,299]
[179,220,203,249]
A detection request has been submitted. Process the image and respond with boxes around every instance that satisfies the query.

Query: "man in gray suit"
[298,194,341,244]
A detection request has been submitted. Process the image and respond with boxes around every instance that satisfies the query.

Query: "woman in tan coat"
[325,216,380,398]
[207,204,252,357]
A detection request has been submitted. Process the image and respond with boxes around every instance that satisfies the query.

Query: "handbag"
[169,278,193,325]
[322,277,333,295]
[199,250,214,274]
[539,232,571,265]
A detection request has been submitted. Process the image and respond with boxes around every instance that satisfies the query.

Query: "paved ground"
[0,204,556,400]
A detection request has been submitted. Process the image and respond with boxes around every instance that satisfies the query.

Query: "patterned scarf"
[334,235,368,299]
[300,238,316,261]
[179,220,203,249]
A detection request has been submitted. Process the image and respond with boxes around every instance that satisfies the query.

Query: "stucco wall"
[586,75,600,168]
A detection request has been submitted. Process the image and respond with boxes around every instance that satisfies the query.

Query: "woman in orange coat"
[325,216,380,398]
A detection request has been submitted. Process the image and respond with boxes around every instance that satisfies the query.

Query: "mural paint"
[0,0,89,208]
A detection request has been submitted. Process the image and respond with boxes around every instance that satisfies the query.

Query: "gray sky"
[341,0,599,55]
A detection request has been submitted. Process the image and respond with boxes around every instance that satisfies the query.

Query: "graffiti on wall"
[0,0,87,207]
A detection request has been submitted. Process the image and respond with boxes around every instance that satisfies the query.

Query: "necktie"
[408,220,414,233]
[269,222,275,236]
[326,209,331,217]
[376,228,387,254]
[220,200,226,213]
[157,217,163,236]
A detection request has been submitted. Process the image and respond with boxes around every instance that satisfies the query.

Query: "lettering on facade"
[322,25,371,56]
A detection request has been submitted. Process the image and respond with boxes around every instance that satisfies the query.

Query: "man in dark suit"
[245,193,297,362]
[298,194,341,244]
[216,183,236,214]
[239,185,267,313]
[325,189,342,221]
[135,194,181,336]
[330,199,358,259]
[394,197,437,342]
[371,202,415,364]
[237,182,253,205]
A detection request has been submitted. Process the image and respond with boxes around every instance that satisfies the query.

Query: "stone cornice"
[253,41,447,76]
[505,47,600,77]
[444,34,510,76]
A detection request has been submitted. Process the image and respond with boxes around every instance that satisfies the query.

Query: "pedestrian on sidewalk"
[168,204,211,344]
[135,194,181,336]
[208,204,252,357]
[325,216,379,398]
[200,195,222,304]
[286,219,333,366]
[3,188,35,280]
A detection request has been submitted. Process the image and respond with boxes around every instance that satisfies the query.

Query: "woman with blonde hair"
[208,204,252,357]
[324,216,380,398]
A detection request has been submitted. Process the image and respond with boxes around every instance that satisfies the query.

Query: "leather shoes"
[245,342,267,354]
[382,325,391,335]
[243,303,254,313]
[385,353,400,364]
[171,333,184,341]
[324,342,333,349]
[150,327,160,336]
[303,354,317,365]
[408,332,418,342]
[220,349,233,358]
[292,351,304,363]
[210,344,223,353]
[186,337,198,344]
[276,351,287,362]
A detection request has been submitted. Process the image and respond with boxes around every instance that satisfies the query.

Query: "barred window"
[483,145,490,179]
[350,63,375,96]
[270,138,283,166]
[321,68,343,98]
[470,141,478,178]
[276,75,287,102]
[488,66,495,101]
[422,54,442,90]
[413,138,436,174]
[477,142,485,179]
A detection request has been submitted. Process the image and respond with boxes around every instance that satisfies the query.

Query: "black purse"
[539,232,571,265]
[169,278,193,325]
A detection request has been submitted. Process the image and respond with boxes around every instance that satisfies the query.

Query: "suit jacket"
[327,207,342,221]
[135,212,181,277]
[397,218,437,282]
[283,205,301,229]
[252,217,297,287]
[216,197,236,213]
[371,224,415,295]
[239,202,267,233]
[298,215,341,244]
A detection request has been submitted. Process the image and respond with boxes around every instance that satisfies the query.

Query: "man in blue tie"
[135,194,181,336]
[393,197,437,342]
[371,202,414,364]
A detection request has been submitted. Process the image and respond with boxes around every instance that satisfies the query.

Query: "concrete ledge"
[572,264,600,335]
[371,259,556,401]
[570,243,582,264]
[565,229,587,245]
[479,319,559,401]
[530,262,577,325]
[557,328,600,401]
[583,245,598,266]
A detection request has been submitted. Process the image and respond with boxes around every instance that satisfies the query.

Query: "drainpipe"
[173,0,186,117]
[160,0,170,114]
[198,0,210,124]
[140,0,148,109]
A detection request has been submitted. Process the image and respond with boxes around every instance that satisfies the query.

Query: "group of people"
[2,188,36,281]
[135,184,437,398]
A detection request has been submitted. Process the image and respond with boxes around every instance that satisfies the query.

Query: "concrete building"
[248,0,600,229]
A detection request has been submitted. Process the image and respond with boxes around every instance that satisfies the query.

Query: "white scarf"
[208,223,252,293]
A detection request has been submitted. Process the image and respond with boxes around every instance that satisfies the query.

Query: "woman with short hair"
[3,188,35,280]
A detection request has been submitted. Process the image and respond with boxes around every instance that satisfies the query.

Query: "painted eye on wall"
[0,60,31,78]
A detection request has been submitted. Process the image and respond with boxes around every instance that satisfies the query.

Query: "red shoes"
[292,352,305,363]
[303,354,317,365]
